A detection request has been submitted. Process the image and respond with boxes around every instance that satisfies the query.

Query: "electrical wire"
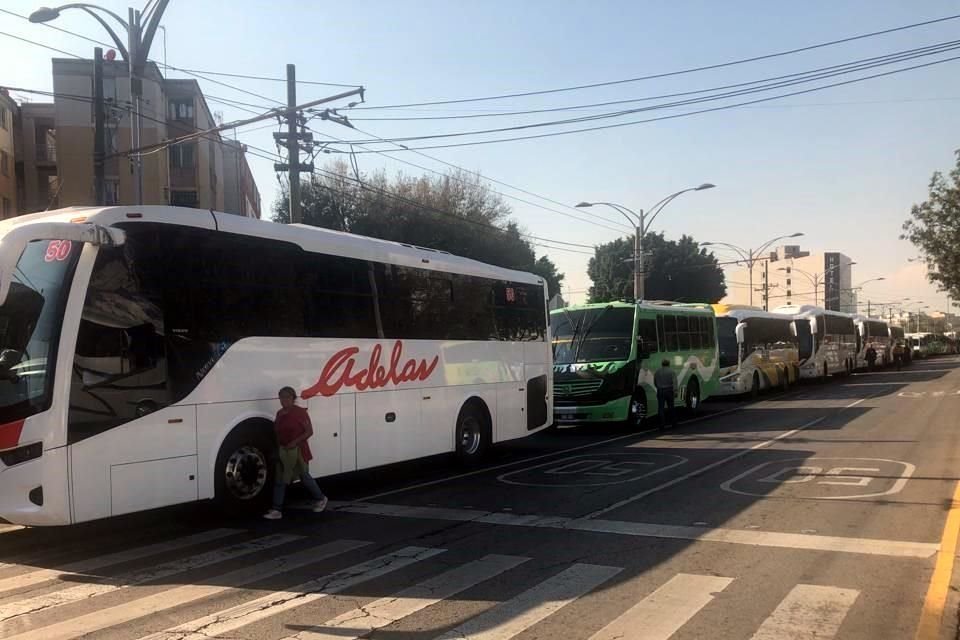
[337,53,960,152]
[343,13,960,111]
[0,30,83,58]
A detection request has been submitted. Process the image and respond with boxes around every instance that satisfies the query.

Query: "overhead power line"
[337,52,960,153]
[344,13,960,111]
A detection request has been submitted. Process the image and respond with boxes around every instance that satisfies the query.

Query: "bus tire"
[455,401,490,465]
[685,378,701,415]
[750,372,760,399]
[625,390,647,431]
[214,420,276,517]
[780,369,790,392]
[822,363,829,382]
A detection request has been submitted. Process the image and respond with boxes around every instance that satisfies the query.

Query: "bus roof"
[551,300,715,315]
[0,206,543,286]
[772,304,853,319]
[712,305,795,322]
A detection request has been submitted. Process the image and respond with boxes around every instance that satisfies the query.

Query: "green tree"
[587,232,726,303]
[902,149,960,300]
[272,162,565,297]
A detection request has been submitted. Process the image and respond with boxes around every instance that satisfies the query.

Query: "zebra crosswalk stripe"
[588,573,733,640]
[749,584,860,640]
[435,563,622,640]
[0,533,302,629]
[279,554,530,640]
[0,528,239,595]
[138,545,445,640]
[3,538,370,640]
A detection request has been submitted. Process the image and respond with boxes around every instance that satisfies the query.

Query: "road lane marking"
[354,403,753,502]
[497,453,687,487]
[0,533,301,627]
[720,457,916,500]
[750,584,859,640]
[588,573,732,640]
[435,563,621,640]
[336,502,939,558]
[914,480,960,640]
[0,528,239,595]
[138,546,444,640]
[3,539,370,640]
[584,417,826,519]
[279,554,529,640]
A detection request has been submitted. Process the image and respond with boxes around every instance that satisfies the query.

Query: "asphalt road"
[2,356,960,640]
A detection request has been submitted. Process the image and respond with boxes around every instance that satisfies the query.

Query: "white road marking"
[138,546,444,640]
[588,573,733,640]
[497,453,687,487]
[435,563,621,640]
[0,528,238,595]
[0,525,23,535]
[750,584,859,640]
[0,533,301,626]
[585,417,826,519]
[720,457,916,500]
[3,539,370,640]
[336,502,939,558]
[281,554,529,640]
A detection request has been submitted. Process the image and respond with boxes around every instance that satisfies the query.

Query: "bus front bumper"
[715,374,750,396]
[553,396,630,424]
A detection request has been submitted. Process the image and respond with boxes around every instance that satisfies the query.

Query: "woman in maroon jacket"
[263,387,328,520]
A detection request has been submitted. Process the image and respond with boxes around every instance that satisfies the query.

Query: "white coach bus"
[773,305,857,380]
[0,206,552,526]
[853,315,891,369]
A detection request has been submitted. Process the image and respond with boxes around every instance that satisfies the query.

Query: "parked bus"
[712,305,799,396]
[0,206,552,526]
[772,305,856,379]
[906,333,931,358]
[853,316,891,369]
[550,301,719,429]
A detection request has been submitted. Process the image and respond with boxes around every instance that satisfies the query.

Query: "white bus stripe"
[0,533,301,626]
[0,525,23,535]
[435,563,622,640]
[138,546,444,640]
[588,573,733,640]
[0,528,239,595]
[3,539,370,640]
[281,554,529,640]
[750,584,859,640]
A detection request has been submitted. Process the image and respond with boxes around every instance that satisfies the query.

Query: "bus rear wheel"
[780,368,790,392]
[455,402,490,465]
[215,422,275,516]
[750,372,760,399]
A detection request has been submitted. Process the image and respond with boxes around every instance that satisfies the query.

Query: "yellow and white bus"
[713,305,799,397]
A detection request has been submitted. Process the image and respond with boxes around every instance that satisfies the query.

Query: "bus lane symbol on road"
[497,452,688,487]
[720,457,916,500]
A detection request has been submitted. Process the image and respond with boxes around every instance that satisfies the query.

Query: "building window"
[786,267,791,274]
[786,279,791,286]
[786,289,792,297]
[169,99,194,121]
[1,197,11,218]
[105,180,119,205]
[0,107,7,130]
[170,190,199,207]
[0,150,8,177]
[170,144,196,169]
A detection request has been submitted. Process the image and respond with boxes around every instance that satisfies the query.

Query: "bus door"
[68,242,198,521]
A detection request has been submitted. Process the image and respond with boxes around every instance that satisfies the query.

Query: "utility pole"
[763,260,770,311]
[274,64,316,224]
[634,215,644,300]
[93,47,106,206]
[867,299,872,317]
[128,7,143,205]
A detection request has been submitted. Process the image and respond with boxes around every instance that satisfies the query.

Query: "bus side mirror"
[735,323,746,344]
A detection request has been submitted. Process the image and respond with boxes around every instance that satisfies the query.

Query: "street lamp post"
[779,261,856,309]
[576,183,715,300]
[842,277,886,314]
[700,233,804,308]
[30,1,170,205]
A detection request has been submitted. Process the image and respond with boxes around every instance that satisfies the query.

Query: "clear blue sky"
[2,0,959,310]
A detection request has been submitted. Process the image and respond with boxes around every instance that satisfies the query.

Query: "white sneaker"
[313,497,328,513]
[263,509,282,520]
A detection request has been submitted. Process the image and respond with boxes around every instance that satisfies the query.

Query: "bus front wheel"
[215,421,276,516]
[685,379,701,415]
[455,402,491,464]
[625,390,647,431]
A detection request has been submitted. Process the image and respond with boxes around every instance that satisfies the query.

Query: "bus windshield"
[716,317,739,368]
[551,307,634,364]
[0,239,79,425]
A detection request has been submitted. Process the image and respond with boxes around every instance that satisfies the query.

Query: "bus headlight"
[0,442,43,467]
[720,372,740,383]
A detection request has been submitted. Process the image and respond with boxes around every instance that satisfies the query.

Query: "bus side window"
[637,318,658,356]
[676,315,690,351]
[664,315,679,351]
[656,315,666,351]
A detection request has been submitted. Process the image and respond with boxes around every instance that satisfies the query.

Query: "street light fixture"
[29,1,170,205]
[576,183,716,300]
[700,232,804,309]
[843,277,886,314]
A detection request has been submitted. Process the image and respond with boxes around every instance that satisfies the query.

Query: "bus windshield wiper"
[573,305,613,363]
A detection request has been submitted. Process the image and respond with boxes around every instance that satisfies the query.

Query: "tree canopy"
[587,232,726,303]
[273,162,564,297]
[902,149,960,301]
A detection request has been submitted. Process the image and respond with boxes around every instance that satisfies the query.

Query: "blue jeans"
[272,472,326,510]
[657,388,676,428]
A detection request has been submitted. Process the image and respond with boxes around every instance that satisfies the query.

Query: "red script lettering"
[301,341,439,399]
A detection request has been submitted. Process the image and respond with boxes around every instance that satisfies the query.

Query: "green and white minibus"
[550,301,720,428]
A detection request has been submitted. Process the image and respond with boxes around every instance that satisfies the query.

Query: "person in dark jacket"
[653,359,678,429]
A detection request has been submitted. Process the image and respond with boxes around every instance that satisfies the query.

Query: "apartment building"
[9,58,258,217]
[0,90,16,219]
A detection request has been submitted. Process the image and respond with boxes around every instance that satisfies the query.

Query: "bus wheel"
[685,379,701,415]
[780,369,790,392]
[455,402,490,464]
[215,422,275,516]
[625,391,647,431]
[822,363,829,382]
[750,372,760,399]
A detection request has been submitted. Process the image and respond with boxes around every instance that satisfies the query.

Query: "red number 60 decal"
[44,240,73,262]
